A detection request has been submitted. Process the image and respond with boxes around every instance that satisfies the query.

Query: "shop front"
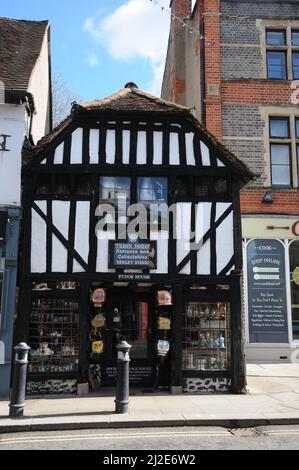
[16,84,253,395]
[243,216,299,363]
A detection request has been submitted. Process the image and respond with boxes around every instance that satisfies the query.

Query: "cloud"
[87,54,99,67]
[83,0,170,95]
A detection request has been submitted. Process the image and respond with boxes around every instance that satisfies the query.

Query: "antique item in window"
[156,290,173,306]
[91,288,106,307]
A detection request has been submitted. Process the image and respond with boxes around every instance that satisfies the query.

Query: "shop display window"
[182,302,230,372]
[28,298,79,374]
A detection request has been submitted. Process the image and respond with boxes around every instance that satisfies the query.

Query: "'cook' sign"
[247,239,288,343]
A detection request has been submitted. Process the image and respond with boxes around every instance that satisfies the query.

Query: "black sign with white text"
[247,239,288,343]
[109,240,157,269]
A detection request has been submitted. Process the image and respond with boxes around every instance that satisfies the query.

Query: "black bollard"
[9,342,30,419]
[115,340,132,414]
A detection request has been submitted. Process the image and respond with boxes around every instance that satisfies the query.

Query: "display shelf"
[182,301,230,372]
[28,298,80,377]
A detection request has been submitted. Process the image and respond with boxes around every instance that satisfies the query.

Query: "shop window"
[28,298,79,375]
[182,302,230,372]
[74,175,91,196]
[289,241,299,340]
[36,175,52,196]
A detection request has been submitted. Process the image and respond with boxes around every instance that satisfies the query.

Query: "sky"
[1,0,170,102]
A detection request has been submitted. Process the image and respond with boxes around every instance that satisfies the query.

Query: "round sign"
[91,288,106,307]
[292,267,299,286]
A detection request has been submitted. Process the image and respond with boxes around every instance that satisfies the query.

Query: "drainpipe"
[200,18,206,126]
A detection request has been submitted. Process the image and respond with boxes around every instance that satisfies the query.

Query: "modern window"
[137,177,168,226]
[289,241,299,341]
[99,177,131,208]
[269,117,291,186]
[266,28,299,80]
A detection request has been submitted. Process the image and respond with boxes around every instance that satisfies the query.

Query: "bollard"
[9,342,30,419]
[115,340,132,414]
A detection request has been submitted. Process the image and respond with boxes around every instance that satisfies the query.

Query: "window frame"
[263,24,299,80]
[270,142,292,187]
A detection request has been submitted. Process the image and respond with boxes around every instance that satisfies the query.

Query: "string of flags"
[149,0,216,46]
[149,0,251,46]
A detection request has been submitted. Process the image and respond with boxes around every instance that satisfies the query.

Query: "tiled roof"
[0,17,48,91]
[77,84,191,114]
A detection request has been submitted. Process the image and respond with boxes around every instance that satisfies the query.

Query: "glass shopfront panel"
[182,302,230,372]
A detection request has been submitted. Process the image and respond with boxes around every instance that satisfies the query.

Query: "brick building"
[162,0,299,362]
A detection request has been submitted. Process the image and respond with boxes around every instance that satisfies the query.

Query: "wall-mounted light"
[262,191,273,204]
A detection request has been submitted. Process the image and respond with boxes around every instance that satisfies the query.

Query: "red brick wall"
[203,0,222,140]
[241,189,299,214]
[222,81,294,105]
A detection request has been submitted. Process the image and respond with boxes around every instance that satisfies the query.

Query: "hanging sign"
[109,240,157,269]
[247,239,288,343]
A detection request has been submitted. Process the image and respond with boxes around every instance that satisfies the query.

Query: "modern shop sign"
[103,366,153,386]
[109,240,157,269]
[247,239,288,343]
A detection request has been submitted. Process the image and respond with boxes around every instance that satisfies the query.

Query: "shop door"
[101,291,155,388]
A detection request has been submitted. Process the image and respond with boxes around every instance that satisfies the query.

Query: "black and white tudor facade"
[17,84,253,395]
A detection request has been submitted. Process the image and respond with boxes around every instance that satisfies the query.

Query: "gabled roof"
[24,83,255,183]
[77,82,191,114]
[0,17,49,92]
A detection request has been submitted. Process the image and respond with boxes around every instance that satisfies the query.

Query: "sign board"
[247,239,288,343]
[109,240,157,270]
[103,366,153,386]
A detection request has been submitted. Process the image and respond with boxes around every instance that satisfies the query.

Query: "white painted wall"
[0,104,26,206]
[27,27,50,144]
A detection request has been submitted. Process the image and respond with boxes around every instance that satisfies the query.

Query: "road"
[0,425,299,450]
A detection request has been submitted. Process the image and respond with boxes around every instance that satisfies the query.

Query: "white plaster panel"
[153,131,163,165]
[89,129,99,164]
[31,201,47,273]
[53,142,64,164]
[200,141,211,166]
[122,130,130,164]
[52,201,70,272]
[216,210,234,274]
[136,131,147,164]
[96,231,116,273]
[70,128,83,164]
[176,203,192,274]
[185,132,196,166]
[169,132,180,165]
[73,201,90,272]
[106,130,116,164]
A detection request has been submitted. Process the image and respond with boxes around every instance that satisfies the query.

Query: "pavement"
[0,364,299,433]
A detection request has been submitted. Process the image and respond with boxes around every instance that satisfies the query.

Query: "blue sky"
[1,0,170,101]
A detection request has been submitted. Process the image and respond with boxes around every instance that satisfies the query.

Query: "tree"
[52,73,82,127]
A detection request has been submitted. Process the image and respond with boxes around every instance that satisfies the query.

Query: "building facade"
[16,84,253,395]
[0,18,52,397]
[162,0,299,363]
